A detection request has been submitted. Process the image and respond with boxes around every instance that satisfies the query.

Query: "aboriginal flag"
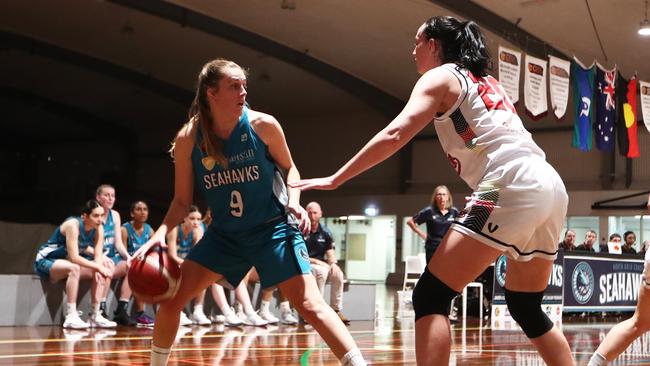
[572,59,595,151]
[594,64,616,152]
[616,74,639,158]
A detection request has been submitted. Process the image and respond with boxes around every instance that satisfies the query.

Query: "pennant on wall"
[572,58,595,151]
[548,56,571,119]
[594,63,617,152]
[640,81,650,133]
[524,54,548,117]
[616,74,639,158]
[498,46,521,104]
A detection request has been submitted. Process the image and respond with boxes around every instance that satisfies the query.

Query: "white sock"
[279,301,291,312]
[150,345,171,366]
[587,352,607,366]
[193,304,204,314]
[91,303,100,316]
[66,303,77,316]
[341,348,366,366]
[260,300,271,312]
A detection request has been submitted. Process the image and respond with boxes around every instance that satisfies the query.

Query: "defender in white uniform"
[293,16,573,366]
[435,63,567,261]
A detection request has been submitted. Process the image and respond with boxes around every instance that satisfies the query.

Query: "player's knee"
[412,270,458,321]
[294,294,327,322]
[67,264,81,279]
[505,288,553,338]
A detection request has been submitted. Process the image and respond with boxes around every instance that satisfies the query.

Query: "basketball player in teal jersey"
[135,58,365,366]
[95,184,130,320]
[167,205,211,326]
[34,200,114,328]
[118,200,155,326]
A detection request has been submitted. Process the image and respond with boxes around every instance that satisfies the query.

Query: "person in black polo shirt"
[407,185,459,264]
[304,201,350,325]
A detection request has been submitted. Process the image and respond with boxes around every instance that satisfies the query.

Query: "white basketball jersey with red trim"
[433,64,545,190]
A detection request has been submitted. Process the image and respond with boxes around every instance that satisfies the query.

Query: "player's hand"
[96,265,112,278]
[289,176,339,191]
[133,237,165,260]
[287,204,311,236]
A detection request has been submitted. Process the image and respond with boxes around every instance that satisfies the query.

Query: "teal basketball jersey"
[123,222,152,255]
[35,217,96,261]
[103,210,116,257]
[191,108,287,233]
[175,224,194,258]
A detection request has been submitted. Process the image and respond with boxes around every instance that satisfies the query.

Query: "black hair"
[609,233,621,241]
[81,200,101,216]
[623,231,636,241]
[130,200,148,212]
[422,16,490,76]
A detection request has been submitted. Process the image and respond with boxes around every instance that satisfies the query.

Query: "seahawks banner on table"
[594,63,617,152]
[572,57,595,151]
[640,80,650,132]
[491,253,564,322]
[524,54,548,117]
[616,74,639,158]
[498,46,521,104]
[563,255,644,311]
[548,56,570,119]
[492,253,564,305]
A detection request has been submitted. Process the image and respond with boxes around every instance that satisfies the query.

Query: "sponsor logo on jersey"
[241,133,248,142]
[571,261,595,304]
[447,153,461,175]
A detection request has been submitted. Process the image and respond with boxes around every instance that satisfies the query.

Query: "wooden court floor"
[1,287,650,365]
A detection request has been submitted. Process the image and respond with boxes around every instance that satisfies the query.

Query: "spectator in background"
[622,231,638,254]
[640,240,650,257]
[600,233,621,253]
[575,230,597,252]
[407,185,459,264]
[558,229,576,252]
[305,201,350,325]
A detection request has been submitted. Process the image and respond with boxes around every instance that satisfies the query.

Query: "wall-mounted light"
[364,205,379,217]
[640,0,650,36]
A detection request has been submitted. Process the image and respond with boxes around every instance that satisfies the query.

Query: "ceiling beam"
[108,0,404,118]
[0,31,194,105]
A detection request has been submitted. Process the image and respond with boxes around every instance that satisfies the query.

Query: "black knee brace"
[505,288,553,338]
[412,270,458,321]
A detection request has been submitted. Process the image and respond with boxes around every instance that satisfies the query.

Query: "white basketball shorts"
[451,155,568,262]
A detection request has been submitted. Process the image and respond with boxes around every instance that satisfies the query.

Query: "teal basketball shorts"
[186,218,312,289]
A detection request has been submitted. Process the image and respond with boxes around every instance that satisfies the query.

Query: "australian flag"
[572,58,594,151]
[594,64,617,151]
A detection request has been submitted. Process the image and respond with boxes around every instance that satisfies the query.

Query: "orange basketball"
[128,242,181,304]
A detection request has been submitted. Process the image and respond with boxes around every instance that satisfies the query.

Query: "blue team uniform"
[34,217,97,278]
[174,224,194,259]
[122,222,153,256]
[186,107,311,288]
[103,210,121,264]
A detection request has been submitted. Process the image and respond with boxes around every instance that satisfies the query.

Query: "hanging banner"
[594,63,617,152]
[524,54,548,117]
[498,46,521,104]
[572,57,595,151]
[616,75,639,158]
[640,80,650,132]
[548,56,571,119]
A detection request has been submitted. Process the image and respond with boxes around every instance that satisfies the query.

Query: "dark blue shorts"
[186,218,311,289]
